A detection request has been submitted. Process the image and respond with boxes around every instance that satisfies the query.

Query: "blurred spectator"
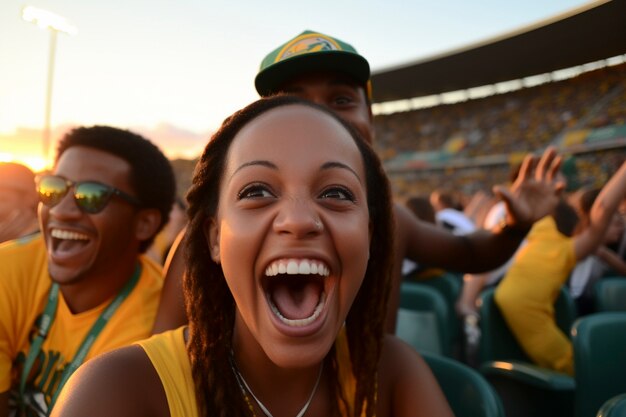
[405,195,436,224]
[0,162,39,243]
[568,187,626,315]
[463,189,498,227]
[494,161,626,375]
[146,197,187,265]
[456,161,526,317]
[402,195,445,279]
[430,189,476,235]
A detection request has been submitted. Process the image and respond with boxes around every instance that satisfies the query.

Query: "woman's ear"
[135,209,162,242]
[205,217,220,263]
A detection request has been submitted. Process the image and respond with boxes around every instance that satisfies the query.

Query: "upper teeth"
[265,259,329,277]
[51,229,89,241]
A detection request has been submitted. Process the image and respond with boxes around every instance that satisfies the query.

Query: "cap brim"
[255,51,370,97]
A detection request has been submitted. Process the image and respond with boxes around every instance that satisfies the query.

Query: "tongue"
[55,239,88,256]
[271,280,322,320]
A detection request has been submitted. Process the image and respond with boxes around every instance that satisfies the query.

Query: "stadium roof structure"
[370,0,626,103]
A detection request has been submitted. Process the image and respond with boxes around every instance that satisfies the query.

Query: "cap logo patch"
[276,33,341,63]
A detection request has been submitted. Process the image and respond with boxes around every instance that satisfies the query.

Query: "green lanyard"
[18,264,141,413]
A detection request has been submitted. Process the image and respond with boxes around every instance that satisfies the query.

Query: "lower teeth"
[269,292,326,327]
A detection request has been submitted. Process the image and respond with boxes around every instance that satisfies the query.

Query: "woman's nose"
[272,198,323,238]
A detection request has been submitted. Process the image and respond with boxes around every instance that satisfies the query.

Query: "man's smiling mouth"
[50,228,91,255]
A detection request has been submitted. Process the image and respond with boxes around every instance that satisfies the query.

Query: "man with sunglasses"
[0,125,176,416]
[152,30,565,336]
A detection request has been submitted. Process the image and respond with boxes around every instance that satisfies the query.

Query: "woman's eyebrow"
[229,160,362,184]
[321,161,362,184]
[230,160,277,180]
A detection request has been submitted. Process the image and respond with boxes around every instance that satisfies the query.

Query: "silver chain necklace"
[229,352,323,417]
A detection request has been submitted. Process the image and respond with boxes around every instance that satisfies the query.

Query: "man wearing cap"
[0,126,176,416]
[152,30,565,334]
[0,162,39,243]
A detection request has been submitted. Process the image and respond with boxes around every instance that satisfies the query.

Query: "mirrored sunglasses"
[36,174,141,214]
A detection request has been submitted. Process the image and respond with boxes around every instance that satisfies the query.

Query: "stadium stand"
[368,0,626,201]
[374,61,626,199]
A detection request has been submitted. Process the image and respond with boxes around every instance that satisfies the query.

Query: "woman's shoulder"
[378,334,434,387]
[51,345,169,417]
[376,335,454,417]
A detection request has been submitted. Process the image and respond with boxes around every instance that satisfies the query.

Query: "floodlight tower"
[22,6,77,162]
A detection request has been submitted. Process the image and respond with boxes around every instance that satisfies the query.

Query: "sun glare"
[0,153,50,173]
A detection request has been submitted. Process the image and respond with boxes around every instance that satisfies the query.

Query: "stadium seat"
[594,277,626,312]
[396,282,449,356]
[406,271,461,354]
[572,312,626,417]
[480,360,575,417]
[596,393,626,417]
[477,287,576,417]
[421,351,505,417]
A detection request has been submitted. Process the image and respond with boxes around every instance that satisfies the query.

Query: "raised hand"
[493,146,566,231]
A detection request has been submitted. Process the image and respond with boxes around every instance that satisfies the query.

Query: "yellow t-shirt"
[138,327,364,417]
[495,216,576,374]
[0,233,164,412]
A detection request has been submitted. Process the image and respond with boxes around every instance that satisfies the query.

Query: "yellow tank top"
[137,326,363,417]
[137,327,197,417]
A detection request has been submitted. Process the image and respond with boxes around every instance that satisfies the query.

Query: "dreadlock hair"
[183,95,393,417]
[56,125,176,252]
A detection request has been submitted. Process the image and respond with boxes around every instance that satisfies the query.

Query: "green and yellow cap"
[255,30,370,97]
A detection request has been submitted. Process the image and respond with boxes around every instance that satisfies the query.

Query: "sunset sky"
[1,0,592,171]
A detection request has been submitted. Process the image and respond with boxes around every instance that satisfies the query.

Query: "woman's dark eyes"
[237,184,274,200]
[237,184,355,202]
[320,187,355,202]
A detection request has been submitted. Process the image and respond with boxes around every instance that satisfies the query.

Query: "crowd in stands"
[374,61,626,160]
[374,62,626,201]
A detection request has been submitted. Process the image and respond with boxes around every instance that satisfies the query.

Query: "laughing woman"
[51,96,453,417]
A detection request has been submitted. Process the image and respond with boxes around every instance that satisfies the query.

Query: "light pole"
[22,6,77,163]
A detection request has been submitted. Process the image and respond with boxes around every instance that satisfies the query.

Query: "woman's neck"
[231,314,327,417]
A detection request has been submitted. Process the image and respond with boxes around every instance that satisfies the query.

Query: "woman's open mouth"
[264,258,331,328]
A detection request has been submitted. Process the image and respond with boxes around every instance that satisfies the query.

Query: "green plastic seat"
[572,312,626,417]
[594,277,626,312]
[407,271,462,355]
[406,271,461,305]
[597,393,626,417]
[414,272,461,335]
[477,286,576,417]
[422,351,506,417]
[396,282,449,356]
